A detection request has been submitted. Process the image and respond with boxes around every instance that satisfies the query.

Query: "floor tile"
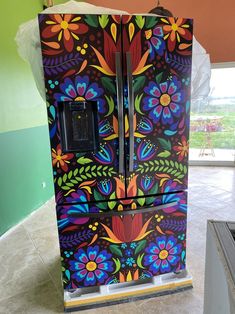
[0,225,53,301]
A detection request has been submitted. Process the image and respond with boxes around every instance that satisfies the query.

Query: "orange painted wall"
[86,0,235,63]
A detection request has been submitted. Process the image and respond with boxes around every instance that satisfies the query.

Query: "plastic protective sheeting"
[15,0,211,101]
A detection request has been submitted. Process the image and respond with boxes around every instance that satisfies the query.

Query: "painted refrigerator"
[39,13,193,308]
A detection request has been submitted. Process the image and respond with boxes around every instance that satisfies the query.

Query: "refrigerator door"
[57,191,187,290]
[38,14,127,205]
[122,15,193,198]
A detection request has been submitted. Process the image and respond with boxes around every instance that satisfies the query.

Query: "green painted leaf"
[145,16,158,29]
[71,179,78,184]
[135,240,147,255]
[137,253,145,269]
[160,159,164,166]
[108,192,116,210]
[97,171,102,176]
[58,177,62,187]
[112,258,121,274]
[157,150,171,158]
[91,172,97,177]
[134,77,146,93]
[101,76,117,94]
[85,166,91,172]
[61,186,71,190]
[135,15,145,29]
[183,165,187,174]
[77,157,93,164]
[75,177,83,182]
[110,245,122,257]
[74,169,78,176]
[158,138,171,151]
[79,167,84,174]
[63,174,67,183]
[156,72,163,84]
[105,95,115,117]
[86,173,92,178]
[177,174,185,179]
[96,202,107,210]
[99,15,109,28]
[66,182,74,187]
[81,175,87,180]
[137,189,145,206]
[91,165,96,171]
[94,189,106,202]
[68,171,73,179]
[134,93,144,115]
[149,183,158,195]
[85,15,98,27]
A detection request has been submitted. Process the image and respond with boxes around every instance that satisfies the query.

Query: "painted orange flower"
[173,136,189,161]
[161,17,192,52]
[52,144,74,172]
[115,175,138,204]
[42,14,88,52]
[101,214,153,243]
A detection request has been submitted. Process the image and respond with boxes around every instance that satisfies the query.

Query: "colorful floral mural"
[39,13,192,290]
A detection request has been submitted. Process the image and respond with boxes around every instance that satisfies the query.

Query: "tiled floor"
[1,166,235,314]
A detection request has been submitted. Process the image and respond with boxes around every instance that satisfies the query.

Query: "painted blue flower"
[125,249,132,257]
[93,143,114,165]
[145,26,165,60]
[99,119,113,137]
[70,245,114,286]
[140,175,155,191]
[137,140,156,161]
[137,117,153,135]
[130,242,137,249]
[144,236,182,274]
[58,190,99,229]
[121,243,127,249]
[153,181,187,213]
[54,75,106,113]
[126,257,135,267]
[97,179,112,195]
[143,77,184,125]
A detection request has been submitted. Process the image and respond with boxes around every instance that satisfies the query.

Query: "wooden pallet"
[64,269,193,312]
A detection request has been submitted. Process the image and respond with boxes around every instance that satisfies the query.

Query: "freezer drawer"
[57,194,187,290]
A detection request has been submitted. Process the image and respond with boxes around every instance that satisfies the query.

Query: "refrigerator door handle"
[126,52,134,172]
[115,52,124,175]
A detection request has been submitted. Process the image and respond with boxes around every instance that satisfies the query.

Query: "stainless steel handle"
[126,52,134,172]
[69,201,178,217]
[115,52,124,175]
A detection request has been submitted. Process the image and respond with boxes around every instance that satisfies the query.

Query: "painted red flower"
[173,136,189,161]
[161,17,192,52]
[52,144,74,172]
[42,14,88,52]
[101,214,153,243]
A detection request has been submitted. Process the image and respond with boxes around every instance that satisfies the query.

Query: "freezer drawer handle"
[126,52,134,172]
[67,201,178,218]
[115,52,124,175]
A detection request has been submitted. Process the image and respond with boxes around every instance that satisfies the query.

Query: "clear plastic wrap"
[15,1,210,101]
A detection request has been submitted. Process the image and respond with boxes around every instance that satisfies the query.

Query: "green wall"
[0,1,54,235]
